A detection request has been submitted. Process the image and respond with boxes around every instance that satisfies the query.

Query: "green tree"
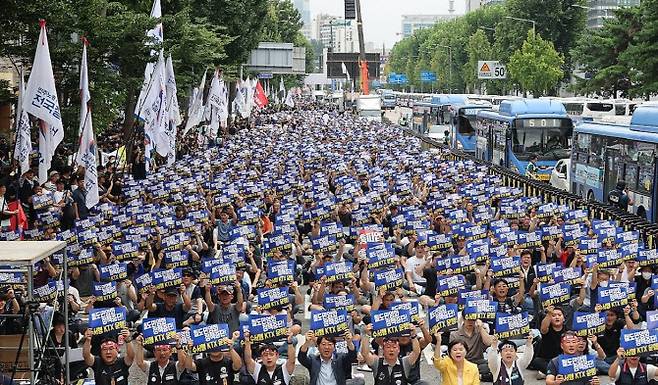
[508,30,564,97]
[462,30,492,93]
[622,0,658,98]
[571,7,641,98]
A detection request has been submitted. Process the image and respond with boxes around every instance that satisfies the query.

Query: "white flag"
[13,69,32,176]
[135,0,164,116]
[218,79,228,128]
[205,70,221,139]
[79,39,91,136]
[284,88,295,108]
[135,52,167,167]
[165,55,181,165]
[24,20,64,184]
[341,62,350,83]
[76,44,99,209]
[233,81,247,118]
[183,70,207,135]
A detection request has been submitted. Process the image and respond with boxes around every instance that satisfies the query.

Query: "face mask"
[599,280,609,288]
[643,272,653,280]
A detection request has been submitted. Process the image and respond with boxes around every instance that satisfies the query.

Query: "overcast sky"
[309,0,465,49]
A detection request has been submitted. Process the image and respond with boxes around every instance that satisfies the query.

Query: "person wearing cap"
[43,170,59,192]
[433,332,480,385]
[201,275,243,333]
[299,330,362,385]
[177,330,242,385]
[360,323,421,385]
[133,334,186,385]
[180,268,204,322]
[607,180,633,211]
[545,331,601,385]
[487,335,534,385]
[144,285,194,329]
[83,328,134,385]
[243,329,297,385]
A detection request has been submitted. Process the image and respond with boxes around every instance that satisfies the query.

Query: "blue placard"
[112,241,140,262]
[646,310,658,330]
[93,281,118,302]
[164,250,190,269]
[428,304,459,335]
[266,259,295,285]
[99,262,128,282]
[572,312,606,337]
[491,256,521,277]
[374,268,404,291]
[324,261,354,283]
[536,263,560,283]
[540,282,572,307]
[464,299,497,321]
[437,275,466,297]
[620,329,658,356]
[152,268,183,289]
[494,312,530,339]
[89,307,127,335]
[371,309,412,338]
[142,318,177,346]
[257,287,290,310]
[210,263,237,286]
[390,300,420,324]
[366,243,396,270]
[248,314,288,344]
[597,285,628,310]
[323,294,355,312]
[33,280,58,302]
[639,249,658,267]
[556,354,597,381]
[190,323,231,353]
[310,309,349,337]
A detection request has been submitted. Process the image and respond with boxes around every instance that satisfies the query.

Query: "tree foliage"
[508,31,564,97]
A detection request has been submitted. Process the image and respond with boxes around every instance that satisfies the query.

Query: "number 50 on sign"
[478,61,507,79]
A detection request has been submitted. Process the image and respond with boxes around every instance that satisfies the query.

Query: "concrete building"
[314,15,359,53]
[585,0,640,28]
[293,0,312,39]
[400,15,457,38]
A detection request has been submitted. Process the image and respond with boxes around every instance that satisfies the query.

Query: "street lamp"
[505,16,536,35]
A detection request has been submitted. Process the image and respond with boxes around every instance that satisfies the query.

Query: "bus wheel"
[637,206,647,220]
[587,190,595,201]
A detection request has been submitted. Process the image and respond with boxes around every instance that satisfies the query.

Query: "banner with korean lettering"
[390,301,420,324]
[33,280,58,302]
[99,262,128,282]
[210,263,237,286]
[556,354,597,382]
[464,300,497,321]
[324,261,354,283]
[572,312,606,337]
[597,285,628,310]
[620,329,658,356]
[142,317,177,346]
[248,314,288,344]
[366,243,397,270]
[266,259,295,285]
[191,323,231,353]
[310,309,349,337]
[323,294,355,312]
[540,282,571,307]
[374,268,404,291]
[89,307,127,335]
[437,275,466,297]
[428,304,459,335]
[494,312,530,339]
[647,311,658,330]
[257,287,290,310]
[93,281,118,302]
[371,309,412,338]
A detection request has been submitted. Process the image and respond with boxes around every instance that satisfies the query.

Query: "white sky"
[309,0,465,49]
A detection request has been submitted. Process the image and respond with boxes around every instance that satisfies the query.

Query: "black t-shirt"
[598,319,625,358]
[538,325,566,359]
[92,356,130,385]
[195,356,235,385]
[422,267,437,297]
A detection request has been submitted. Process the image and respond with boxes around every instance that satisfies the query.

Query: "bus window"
[458,110,477,135]
[564,103,584,116]
[586,103,614,112]
[589,136,605,168]
[511,127,542,156]
[511,118,573,160]
[637,144,655,194]
[615,104,627,116]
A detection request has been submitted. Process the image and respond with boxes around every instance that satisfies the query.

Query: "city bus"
[570,103,658,221]
[475,99,573,181]
[381,90,397,110]
[450,101,493,152]
[558,97,637,122]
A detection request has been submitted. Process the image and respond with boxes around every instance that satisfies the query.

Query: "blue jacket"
[298,346,357,385]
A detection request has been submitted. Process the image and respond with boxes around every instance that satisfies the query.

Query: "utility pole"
[355,0,368,94]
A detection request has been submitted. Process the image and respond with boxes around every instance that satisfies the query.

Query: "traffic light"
[345,0,356,19]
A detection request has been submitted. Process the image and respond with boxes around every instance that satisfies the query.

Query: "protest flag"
[164,55,181,165]
[13,68,32,176]
[24,20,64,184]
[183,70,207,135]
[254,80,268,109]
[76,40,100,209]
[135,0,164,116]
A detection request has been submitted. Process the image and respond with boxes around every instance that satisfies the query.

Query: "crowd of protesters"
[0,97,656,385]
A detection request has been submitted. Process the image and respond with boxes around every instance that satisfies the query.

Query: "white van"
[357,95,383,122]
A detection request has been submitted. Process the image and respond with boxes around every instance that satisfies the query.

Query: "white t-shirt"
[405,256,426,283]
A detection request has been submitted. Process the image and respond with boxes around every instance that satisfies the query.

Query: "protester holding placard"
[145,285,194,329]
[83,328,134,385]
[450,318,494,381]
[178,330,243,385]
[533,306,567,377]
[244,329,297,385]
[201,274,244,333]
[360,323,421,385]
[134,333,185,385]
[433,332,480,385]
[545,331,602,385]
[487,335,534,385]
[608,346,658,385]
[299,330,362,385]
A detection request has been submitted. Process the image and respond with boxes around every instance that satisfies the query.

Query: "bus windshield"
[511,118,573,161]
[457,108,480,135]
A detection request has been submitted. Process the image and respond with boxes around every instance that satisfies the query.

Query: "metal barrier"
[405,128,658,248]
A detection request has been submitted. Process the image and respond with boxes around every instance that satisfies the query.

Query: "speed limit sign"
[478,61,507,79]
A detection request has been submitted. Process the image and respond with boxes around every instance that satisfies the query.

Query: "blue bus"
[571,103,658,221]
[450,101,493,152]
[475,99,573,181]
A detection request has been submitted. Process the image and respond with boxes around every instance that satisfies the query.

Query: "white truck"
[357,95,383,122]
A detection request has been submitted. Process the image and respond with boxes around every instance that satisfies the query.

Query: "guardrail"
[405,127,658,248]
